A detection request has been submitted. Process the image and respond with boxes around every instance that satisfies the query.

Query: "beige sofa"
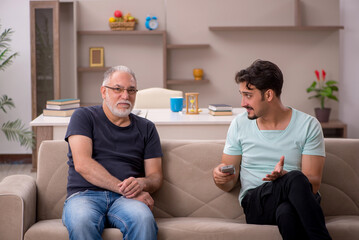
[0,138,358,240]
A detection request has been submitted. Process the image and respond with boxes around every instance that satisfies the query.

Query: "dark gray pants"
[241,170,331,240]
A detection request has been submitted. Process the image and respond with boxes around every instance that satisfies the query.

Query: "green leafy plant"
[0,24,34,149]
[306,69,339,109]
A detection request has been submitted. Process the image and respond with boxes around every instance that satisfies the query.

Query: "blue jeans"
[62,190,157,240]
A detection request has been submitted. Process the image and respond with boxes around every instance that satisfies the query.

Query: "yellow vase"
[193,68,203,81]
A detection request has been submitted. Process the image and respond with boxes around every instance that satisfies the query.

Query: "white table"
[146,108,245,140]
[30,108,245,170]
[30,108,245,140]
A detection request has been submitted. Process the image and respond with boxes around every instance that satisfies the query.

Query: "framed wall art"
[89,47,104,67]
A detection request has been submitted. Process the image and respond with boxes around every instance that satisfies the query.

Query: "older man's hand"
[118,177,145,198]
[132,191,154,210]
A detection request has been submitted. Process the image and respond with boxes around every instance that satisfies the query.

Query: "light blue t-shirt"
[223,108,325,204]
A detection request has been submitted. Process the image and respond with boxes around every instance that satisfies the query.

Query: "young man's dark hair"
[235,60,283,98]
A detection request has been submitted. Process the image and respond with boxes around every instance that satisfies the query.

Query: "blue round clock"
[145,16,158,30]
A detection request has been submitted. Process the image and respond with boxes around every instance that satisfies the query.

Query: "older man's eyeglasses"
[104,86,138,95]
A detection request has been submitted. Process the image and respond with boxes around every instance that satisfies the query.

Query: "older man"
[62,66,163,240]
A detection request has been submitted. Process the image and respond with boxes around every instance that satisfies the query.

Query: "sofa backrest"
[36,140,68,221]
[152,140,243,219]
[36,138,359,221]
[319,138,359,216]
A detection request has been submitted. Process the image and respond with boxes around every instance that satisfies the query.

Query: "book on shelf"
[208,104,232,111]
[209,110,233,116]
[43,108,76,117]
[46,102,80,110]
[46,98,80,105]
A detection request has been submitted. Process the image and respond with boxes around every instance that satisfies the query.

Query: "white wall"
[0,0,31,154]
[340,0,359,138]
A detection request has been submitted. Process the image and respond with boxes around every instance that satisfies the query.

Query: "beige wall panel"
[207,0,295,26]
[77,0,166,31]
[77,72,103,104]
[168,31,339,118]
[76,0,165,103]
[78,35,164,92]
[302,0,340,26]
[166,0,212,44]
[166,0,340,121]
[166,0,294,43]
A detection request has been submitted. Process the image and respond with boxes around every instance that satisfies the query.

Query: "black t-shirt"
[65,105,162,197]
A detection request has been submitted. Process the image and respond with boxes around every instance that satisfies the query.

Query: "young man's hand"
[262,156,287,181]
[213,163,236,185]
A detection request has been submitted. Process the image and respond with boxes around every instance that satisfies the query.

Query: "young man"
[62,66,163,240]
[213,60,332,240]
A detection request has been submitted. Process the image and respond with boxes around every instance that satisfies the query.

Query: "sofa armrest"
[0,175,37,240]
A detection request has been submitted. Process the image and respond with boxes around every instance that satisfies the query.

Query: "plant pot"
[315,108,331,123]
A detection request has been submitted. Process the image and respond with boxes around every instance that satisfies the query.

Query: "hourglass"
[185,92,199,114]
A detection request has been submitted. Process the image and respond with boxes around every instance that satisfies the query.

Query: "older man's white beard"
[105,98,133,117]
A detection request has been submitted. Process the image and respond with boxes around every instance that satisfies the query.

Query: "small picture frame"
[89,47,104,67]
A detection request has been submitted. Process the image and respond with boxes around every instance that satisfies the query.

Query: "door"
[30,0,60,119]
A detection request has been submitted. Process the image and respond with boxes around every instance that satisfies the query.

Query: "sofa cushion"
[24,220,69,240]
[156,217,282,240]
[23,216,359,240]
[325,216,359,240]
[24,219,123,240]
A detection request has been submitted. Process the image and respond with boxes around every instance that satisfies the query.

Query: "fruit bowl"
[109,21,136,31]
[108,10,137,31]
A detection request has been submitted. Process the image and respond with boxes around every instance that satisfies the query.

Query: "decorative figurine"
[193,68,204,80]
[145,16,159,30]
[185,92,199,114]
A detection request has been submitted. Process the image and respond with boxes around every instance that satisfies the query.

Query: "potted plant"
[0,24,34,149]
[306,69,338,122]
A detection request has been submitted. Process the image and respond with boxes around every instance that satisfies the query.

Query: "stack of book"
[43,98,80,117]
[208,104,233,116]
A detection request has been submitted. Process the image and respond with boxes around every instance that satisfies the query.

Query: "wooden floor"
[0,164,36,181]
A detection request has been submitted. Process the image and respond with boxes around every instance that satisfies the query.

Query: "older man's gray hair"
[102,66,137,86]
